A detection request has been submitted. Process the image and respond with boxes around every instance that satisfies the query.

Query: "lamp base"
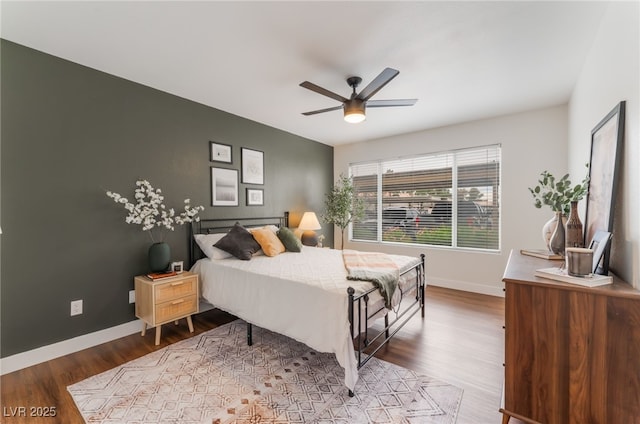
[301,230,319,247]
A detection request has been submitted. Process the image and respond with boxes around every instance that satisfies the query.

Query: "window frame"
[349,144,501,252]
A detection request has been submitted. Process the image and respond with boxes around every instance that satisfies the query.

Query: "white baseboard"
[0,319,142,376]
[428,277,505,298]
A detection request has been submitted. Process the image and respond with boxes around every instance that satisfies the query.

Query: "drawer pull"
[170,281,185,286]
[171,299,185,305]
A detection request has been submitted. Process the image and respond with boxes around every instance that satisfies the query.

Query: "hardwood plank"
[1,287,507,424]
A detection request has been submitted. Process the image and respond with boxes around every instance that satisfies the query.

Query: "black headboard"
[188,212,290,266]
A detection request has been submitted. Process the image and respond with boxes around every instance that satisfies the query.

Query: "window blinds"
[350,145,500,251]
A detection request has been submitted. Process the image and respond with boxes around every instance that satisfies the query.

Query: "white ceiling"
[1,1,609,146]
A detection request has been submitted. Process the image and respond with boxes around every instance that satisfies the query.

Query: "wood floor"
[1,286,516,424]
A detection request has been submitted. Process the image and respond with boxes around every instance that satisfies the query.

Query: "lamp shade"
[298,212,321,231]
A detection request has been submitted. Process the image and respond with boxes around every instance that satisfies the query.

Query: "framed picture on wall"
[241,148,264,185]
[211,167,238,206]
[584,101,625,275]
[210,142,232,163]
[246,188,264,206]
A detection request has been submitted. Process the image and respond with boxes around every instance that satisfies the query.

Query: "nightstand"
[134,271,199,345]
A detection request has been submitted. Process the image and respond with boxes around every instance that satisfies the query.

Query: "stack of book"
[520,249,564,260]
[534,267,612,287]
[146,271,177,281]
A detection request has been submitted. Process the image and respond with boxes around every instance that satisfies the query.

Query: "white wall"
[568,2,639,288]
[335,105,568,296]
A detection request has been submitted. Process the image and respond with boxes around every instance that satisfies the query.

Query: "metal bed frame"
[189,212,426,396]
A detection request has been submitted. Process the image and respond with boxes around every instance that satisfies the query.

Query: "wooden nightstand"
[134,271,199,345]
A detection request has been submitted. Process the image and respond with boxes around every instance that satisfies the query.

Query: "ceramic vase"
[148,242,171,272]
[549,211,566,256]
[565,201,584,248]
[542,214,566,251]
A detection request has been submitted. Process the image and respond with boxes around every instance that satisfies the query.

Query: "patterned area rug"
[68,320,462,423]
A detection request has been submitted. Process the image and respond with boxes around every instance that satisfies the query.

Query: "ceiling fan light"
[344,100,366,123]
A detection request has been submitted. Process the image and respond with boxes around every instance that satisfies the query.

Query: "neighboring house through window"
[350,144,501,251]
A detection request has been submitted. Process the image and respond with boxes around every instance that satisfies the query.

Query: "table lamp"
[298,212,321,246]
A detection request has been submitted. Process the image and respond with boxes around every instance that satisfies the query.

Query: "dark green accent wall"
[0,40,333,357]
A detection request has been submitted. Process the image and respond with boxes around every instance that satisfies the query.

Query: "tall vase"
[148,242,171,272]
[565,201,583,248]
[549,211,566,256]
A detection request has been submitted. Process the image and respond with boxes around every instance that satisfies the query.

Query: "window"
[350,145,500,251]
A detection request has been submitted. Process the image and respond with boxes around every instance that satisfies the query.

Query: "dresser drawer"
[155,276,197,303]
[155,294,198,324]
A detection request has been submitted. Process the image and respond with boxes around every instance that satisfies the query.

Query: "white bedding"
[190,246,422,391]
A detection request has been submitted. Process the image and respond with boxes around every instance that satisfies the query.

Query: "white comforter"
[190,246,421,390]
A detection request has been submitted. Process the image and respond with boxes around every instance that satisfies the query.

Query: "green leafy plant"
[528,166,589,215]
[322,174,365,249]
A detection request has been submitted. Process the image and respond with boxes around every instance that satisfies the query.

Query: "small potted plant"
[528,167,589,254]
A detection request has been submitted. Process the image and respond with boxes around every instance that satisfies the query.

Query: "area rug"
[68,320,462,423]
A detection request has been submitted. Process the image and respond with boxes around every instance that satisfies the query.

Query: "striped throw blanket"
[342,249,400,308]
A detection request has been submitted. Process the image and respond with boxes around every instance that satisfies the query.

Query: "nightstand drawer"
[155,294,198,323]
[155,276,197,303]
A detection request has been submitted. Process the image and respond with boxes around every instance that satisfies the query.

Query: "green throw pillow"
[277,227,302,252]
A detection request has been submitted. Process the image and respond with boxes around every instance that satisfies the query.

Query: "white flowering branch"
[106,180,204,243]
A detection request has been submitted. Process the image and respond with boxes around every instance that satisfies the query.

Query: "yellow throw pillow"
[251,227,286,257]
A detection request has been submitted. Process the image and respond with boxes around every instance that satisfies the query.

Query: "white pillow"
[194,233,233,260]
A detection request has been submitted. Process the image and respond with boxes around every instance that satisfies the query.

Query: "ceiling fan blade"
[300,81,348,103]
[356,68,400,101]
[302,105,344,116]
[366,99,418,108]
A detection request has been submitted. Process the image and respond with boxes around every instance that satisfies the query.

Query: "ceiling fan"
[299,67,417,123]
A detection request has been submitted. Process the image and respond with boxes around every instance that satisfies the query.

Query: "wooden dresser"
[501,250,640,424]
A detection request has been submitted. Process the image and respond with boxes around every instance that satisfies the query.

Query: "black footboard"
[347,253,426,395]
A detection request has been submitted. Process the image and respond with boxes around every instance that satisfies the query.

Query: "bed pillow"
[277,226,302,252]
[194,233,233,260]
[252,227,286,257]
[214,223,261,260]
[248,224,279,234]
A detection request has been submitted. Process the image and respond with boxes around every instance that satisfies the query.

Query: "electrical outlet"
[129,290,136,304]
[70,299,83,316]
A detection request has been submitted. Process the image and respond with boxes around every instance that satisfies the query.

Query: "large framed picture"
[210,142,232,163]
[211,167,238,206]
[584,101,625,275]
[241,148,264,185]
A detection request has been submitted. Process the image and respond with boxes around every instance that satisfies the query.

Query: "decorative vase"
[542,214,566,251]
[148,242,171,272]
[549,211,566,256]
[565,201,583,248]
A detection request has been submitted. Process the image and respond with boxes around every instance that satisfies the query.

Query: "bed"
[189,213,425,394]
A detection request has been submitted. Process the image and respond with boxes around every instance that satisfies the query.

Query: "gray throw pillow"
[214,223,261,260]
